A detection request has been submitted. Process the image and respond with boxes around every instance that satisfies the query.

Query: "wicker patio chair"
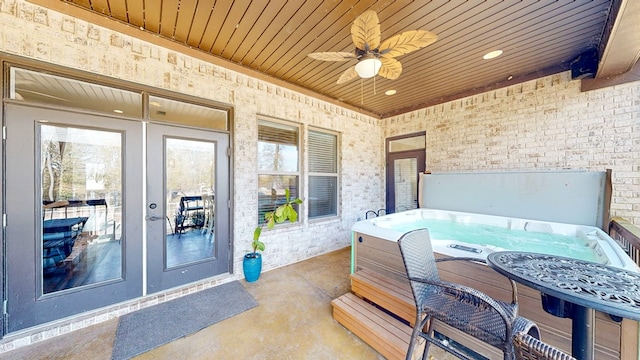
[397,228,538,360]
[513,332,576,360]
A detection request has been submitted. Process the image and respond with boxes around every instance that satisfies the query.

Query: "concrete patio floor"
[0,247,453,360]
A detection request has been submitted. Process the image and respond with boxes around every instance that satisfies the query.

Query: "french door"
[145,123,230,293]
[4,105,231,332]
[5,104,143,332]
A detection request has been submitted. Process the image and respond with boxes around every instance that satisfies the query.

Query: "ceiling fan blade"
[307,52,357,61]
[379,30,438,58]
[378,58,402,80]
[351,10,381,51]
[337,66,359,84]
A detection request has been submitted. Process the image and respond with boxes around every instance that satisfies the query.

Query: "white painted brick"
[383,72,640,225]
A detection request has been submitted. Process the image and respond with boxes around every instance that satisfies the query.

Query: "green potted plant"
[243,188,302,282]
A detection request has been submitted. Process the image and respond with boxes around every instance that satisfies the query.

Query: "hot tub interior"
[353,208,636,271]
[378,209,633,266]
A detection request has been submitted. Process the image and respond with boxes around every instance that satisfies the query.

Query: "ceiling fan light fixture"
[355,57,382,78]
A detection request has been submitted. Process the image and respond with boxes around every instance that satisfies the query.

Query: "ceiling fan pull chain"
[373,75,377,95]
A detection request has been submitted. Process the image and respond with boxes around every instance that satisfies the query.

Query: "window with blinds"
[308,129,338,219]
[257,120,300,223]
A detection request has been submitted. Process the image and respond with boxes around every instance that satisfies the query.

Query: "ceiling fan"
[308,10,438,84]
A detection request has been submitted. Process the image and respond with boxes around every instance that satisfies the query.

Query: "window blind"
[257,120,300,223]
[308,130,338,218]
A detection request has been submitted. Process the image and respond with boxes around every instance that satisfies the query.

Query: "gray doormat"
[112,281,257,360]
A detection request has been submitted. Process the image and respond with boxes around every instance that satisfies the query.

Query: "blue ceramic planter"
[243,253,262,282]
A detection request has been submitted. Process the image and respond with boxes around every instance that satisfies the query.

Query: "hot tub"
[352,208,637,271]
[351,208,639,359]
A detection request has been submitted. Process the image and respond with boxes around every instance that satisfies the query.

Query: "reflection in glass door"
[40,125,123,293]
[165,138,216,268]
[146,124,230,293]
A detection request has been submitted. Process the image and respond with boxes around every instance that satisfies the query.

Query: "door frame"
[385,132,426,214]
[0,56,236,337]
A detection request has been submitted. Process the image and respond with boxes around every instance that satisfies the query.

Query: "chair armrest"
[514,332,576,360]
[408,275,517,331]
[435,256,519,305]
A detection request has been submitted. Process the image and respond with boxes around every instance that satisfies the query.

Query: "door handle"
[146,215,164,221]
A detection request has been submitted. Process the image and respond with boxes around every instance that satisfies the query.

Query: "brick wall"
[382,73,640,225]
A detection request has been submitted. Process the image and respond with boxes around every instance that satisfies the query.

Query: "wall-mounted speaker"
[571,48,599,79]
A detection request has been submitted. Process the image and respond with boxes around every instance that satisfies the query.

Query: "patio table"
[487,251,640,360]
[43,217,88,234]
[43,217,88,256]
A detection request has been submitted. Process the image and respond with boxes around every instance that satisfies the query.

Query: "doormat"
[111,281,257,360]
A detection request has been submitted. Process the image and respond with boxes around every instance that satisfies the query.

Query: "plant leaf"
[255,240,265,252]
[253,226,262,240]
[379,30,437,58]
[288,208,298,222]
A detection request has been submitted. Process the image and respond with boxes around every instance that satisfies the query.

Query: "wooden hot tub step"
[347,269,507,359]
[350,269,415,325]
[331,292,421,360]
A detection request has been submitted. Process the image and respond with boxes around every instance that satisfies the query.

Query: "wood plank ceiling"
[31,0,636,118]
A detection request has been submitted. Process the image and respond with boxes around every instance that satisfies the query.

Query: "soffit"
[27,0,639,118]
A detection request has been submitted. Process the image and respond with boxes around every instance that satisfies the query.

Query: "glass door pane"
[165,138,216,268]
[41,125,123,293]
[394,158,418,212]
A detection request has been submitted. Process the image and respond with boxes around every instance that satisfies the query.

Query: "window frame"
[256,117,302,225]
[307,127,340,221]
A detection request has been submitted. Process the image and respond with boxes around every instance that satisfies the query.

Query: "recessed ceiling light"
[113,109,124,114]
[385,90,397,95]
[507,75,513,80]
[150,101,162,107]
[483,50,503,60]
